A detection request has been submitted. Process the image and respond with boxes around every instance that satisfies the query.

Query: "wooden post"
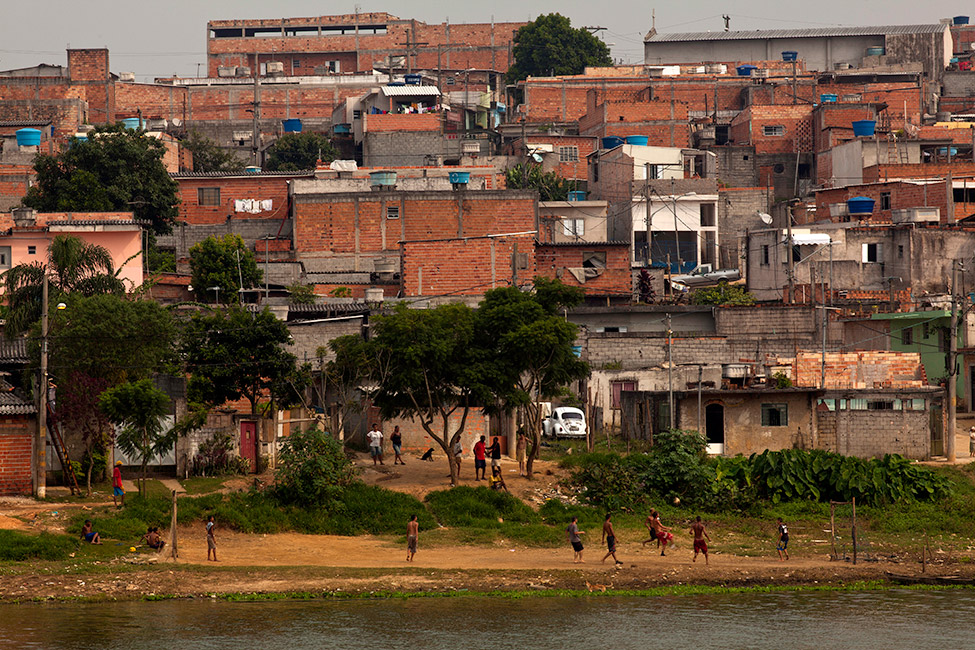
[169,489,179,560]
[921,533,927,573]
[829,502,838,561]
[851,496,857,565]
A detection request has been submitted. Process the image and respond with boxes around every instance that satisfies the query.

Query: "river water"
[2,589,973,650]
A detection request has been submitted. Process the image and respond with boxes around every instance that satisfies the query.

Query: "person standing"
[406,514,419,562]
[488,436,502,473]
[601,513,622,565]
[969,426,975,458]
[516,429,527,477]
[473,435,487,481]
[566,516,585,563]
[367,424,384,466]
[112,460,125,509]
[391,426,405,465]
[776,517,790,561]
[206,515,218,562]
[690,516,710,565]
[452,438,463,478]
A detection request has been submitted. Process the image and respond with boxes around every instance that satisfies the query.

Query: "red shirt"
[112,466,122,488]
[473,441,486,460]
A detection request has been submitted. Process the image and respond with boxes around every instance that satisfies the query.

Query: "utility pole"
[697,364,703,436]
[947,259,961,462]
[667,312,675,430]
[252,53,261,167]
[36,274,48,498]
[786,201,796,304]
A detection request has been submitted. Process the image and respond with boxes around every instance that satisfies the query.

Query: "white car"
[542,407,587,439]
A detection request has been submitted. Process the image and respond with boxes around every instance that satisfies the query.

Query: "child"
[81,520,102,544]
[142,527,165,550]
[206,515,218,561]
[406,514,419,562]
[777,517,790,561]
[489,466,509,492]
[650,509,675,556]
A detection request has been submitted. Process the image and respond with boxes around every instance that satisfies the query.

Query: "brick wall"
[400,233,535,296]
[378,409,493,455]
[508,135,596,181]
[0,419,34,495]
[0,164,35,212]
[363,113,441,133]
[65,49,114,123]
[729,105,814,154]
[311,282,399,298]
[175,174,306,225]
[792,351,925,389]
[821,405,931,459]
[815,180,952,224]
[535,243,631,296]
[579,100,690,148]
[67,49,109,82]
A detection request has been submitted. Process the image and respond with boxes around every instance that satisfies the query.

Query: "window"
[583,251,606,268]
[761,244,770,266]
[292,59,301,67]
[773,163,785,174]
[699,203,715,227]
[562,218,584,237]
[862,243,882,263]
[0,246,9,269]
[701,231,716,266]
[198,187,221,206]
[905,398,925,410]
[898,244,904,259]
[611,381,636,409]
[385,205,400,220]
[27,246,36,255]
[901,326,913,346]
[763,125,785,137]
[867,400,895,410]
[880,192,891,210]
[761,403,788,426]
[558,146,579,162]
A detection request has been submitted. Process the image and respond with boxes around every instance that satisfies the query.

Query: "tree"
[182,305,309,416]
[504,163,576,201]
[54,372,112,495]
[180,130,245,173]
[99,379,172,498]
[358,304,492,486]
[319,335,372,439]
[265,133,337,172]
[3,234,126,336]
[689,281,756,306]
[23,123,179,234]
[476,278,590,478]
[272,426,357,506]
[507,13,613,84]
[288,282,316,305]
[188,234,262,303]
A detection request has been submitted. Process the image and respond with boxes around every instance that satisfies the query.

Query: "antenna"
[723,15,731,31]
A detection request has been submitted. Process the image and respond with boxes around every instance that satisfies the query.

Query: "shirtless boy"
[406,514,419,562]
[690,516,711,565]
[601,513,622,565]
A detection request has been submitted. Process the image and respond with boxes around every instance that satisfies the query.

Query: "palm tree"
[3,234,125,337]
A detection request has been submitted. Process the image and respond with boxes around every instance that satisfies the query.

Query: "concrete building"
[644,24,951,81]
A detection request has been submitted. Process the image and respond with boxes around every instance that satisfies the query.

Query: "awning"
[381,86,441,97]
[791,233,832,245]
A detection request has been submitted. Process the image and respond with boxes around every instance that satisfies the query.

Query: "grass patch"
[0,530,78,561]
[426,486,540,527]
[182,477,229,495]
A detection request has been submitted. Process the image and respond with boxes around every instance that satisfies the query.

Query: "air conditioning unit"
[265,61,284,76]
[118,72,135,83]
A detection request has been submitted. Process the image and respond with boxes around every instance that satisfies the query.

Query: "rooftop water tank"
[404,74,422,85]
[244,166,261,173]
[15,128,41,147]
[955,15,970,25]
[370,170,397,187]
[865,46,885,56]
[601,136,624,149]
[736,65,757,77]
[781,51,798,62]
[847,196,875,215]
[852,120,876,137]
[282,119,302,133]
[448,171,470,188]
[625,135,649,146]
[121,117,143,130]
[567,191,587,202]
[820,94,838,103]
[938,147,959,157]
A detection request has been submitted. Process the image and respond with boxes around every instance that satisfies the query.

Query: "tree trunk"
[85,451,93,497]
[523,401,543,479]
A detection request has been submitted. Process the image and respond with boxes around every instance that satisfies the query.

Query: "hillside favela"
[4,6,975,648]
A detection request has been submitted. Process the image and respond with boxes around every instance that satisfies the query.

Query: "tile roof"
[646,24,946,43]
[0,338,29,363]
[537,240,630,247]
[171,170,315,178]
[0,379,35,415]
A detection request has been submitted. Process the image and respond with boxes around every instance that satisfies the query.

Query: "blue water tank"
[820,94,838,103]
[244,166,261,173]
[282,119,302,133]
[781,51,798,62]
[625,135,649,146]
[567,191,587,202]
[601,136,624,149]
[448,171,470,184]
[121,117,143,130]
[954,15,970,25]
[736,65,757,77]
[15,128,41,147]
[865,46,885,56]
[938,147,959,157]
[404,74,422,85]
[847,196,875,214]
[370,170,397,186]
[852,120,876,137]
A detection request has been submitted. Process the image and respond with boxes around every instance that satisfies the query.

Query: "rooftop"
[646,24,946,43]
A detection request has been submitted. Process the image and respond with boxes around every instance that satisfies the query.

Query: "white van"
[542,406,587,439]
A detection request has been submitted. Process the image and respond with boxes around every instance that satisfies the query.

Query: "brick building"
[507,135,596,182]
[728,104,815,198]
[206,13,524,78]
[0,378,38,496]
[535,241,632,298]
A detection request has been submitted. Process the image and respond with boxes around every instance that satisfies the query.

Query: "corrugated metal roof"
[537,240,631,247]
[0,339,28,363]
[0,120,52,128]
[381,85,441,97]
[646,24,946,43]
[0,379,35,415]
[171,170,315,178]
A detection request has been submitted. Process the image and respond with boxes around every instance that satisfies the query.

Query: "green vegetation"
[265,133,337,171]
[287,282,316,305]
[188,234,262,303]
[181,130,245,173]
[272,427,358,506]
[0,530,78,561]
[504,163,577,201]
[689,281,756,306]
[507,13,613,84]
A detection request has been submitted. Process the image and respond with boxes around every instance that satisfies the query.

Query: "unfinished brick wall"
[507,135,596,181]
[815,180,952,224]
[535,243,631,296]
[363,113,442,133]
[400,233,536,296]
[175,173,309,225]
[579,100,690,148]
[0,165,35,212]
[0,421,34,495]
[792,351,925,389]
[820,406,931,459]
[728,105,814,154]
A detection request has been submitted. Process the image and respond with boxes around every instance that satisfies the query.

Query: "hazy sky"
[0,0,968,82]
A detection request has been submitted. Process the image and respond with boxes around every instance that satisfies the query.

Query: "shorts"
[777,537,789,551]
[84,532,96,542]
[475,459,486,469]
[491,458,501,468]
[606,535,616,552]
[113,486,124,497]
[207,535,216,550]
[407,535,417,553]
[392,444,402,455]
[646,529,657,541]
[370,446,382,457]
[694,539,708,554]
[571,541,584,553]
[658,531,674,544]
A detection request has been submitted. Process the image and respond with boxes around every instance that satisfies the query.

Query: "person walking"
[367,424,384,466]
[642,510,658,548]
[473,435,487,481]
[488,436,502,473]
[391,426,405,465]
[406,514,419,562]
[516,429,527,477]
[112,460,125,509]
[601,513,622,565]
[690,516,710,565]
[566,516,585,563]
[206,515,218,561]
[776,517,790,561]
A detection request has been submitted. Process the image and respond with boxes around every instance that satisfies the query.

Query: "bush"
[192,431,250,477]
[426,486,540,527]
[0,530,78,561]
[273,427,357,506]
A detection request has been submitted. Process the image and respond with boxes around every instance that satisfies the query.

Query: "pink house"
[0,208,144,290]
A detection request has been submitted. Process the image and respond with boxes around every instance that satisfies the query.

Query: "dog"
[420,448,435,461]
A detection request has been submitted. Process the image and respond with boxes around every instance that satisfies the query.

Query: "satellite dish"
[758,211,773,225]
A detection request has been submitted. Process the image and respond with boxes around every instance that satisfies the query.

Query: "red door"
[239,421,258,473]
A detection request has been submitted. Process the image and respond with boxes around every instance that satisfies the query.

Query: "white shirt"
[367,429,383,448]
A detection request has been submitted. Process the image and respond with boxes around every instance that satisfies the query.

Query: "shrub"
[192,431,250,477]
[272,427,357,506]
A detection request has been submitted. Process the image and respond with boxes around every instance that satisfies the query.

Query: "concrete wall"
[819,392,933,459]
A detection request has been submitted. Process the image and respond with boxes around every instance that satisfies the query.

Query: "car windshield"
[561,412,583,420]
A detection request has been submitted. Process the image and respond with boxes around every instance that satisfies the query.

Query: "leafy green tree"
[288,282,316,305]
[23,123,179,234]
[265,133,337,172]
[319,335,372,438]
[476,277,589,478]
[689,281,756,306]
[504,163,576,201]
[180,129,245,173]
[507,13,613,84]
[182,305,309,416]
[272,426,357,506]
[99,378,172,497]
[3,234,127,337]
[188,234,262,304]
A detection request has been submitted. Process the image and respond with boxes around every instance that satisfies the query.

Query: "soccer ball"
[673,497,681,506]
[129,547,137,552]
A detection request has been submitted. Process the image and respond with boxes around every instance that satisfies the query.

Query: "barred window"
[558,146,579,162]
[761,403,788,426]
[198,187,221,206]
